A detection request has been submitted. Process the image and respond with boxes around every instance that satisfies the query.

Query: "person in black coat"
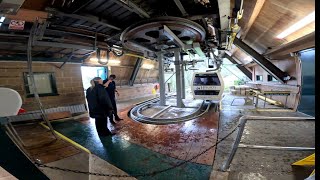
[86,77,115,136]
[103,74,123,124]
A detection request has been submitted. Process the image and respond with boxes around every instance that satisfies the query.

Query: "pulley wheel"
[120,16,206,53]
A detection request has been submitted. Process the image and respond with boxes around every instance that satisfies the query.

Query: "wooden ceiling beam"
[264,32,315,59]
[240,0,265,39]
[5,9,48,23]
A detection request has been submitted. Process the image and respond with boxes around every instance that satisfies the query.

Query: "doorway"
[81,66,107,90]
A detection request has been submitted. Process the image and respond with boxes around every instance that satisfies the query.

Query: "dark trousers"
[95,117,111,135]
[109,98,120,120]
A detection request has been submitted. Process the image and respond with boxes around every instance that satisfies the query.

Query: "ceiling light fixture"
[142,64,154,69]
[89,58,121,64]
[244,56,252,62]
[276,11,315,39]
[108,59,121,64]
[0,17,5,22]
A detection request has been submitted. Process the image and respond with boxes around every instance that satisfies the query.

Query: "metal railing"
[221,115,315,171]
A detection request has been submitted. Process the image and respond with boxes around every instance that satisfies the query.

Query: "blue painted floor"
[51,120,212,180]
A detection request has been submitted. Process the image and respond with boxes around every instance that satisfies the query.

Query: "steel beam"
[173,0,188,16]
[33,41,95,50]
[72,0,95,13]
[224,53,252,80]
[186,13,219,20]
[181,53,186,99]
[233,37,290,83]
[126,40,156,53]
[163,25,186,49]
[174,49,185,108]
[238,144,315,151]
[192,42,206,58]
[111,0,150,18]
[58,49,74,69]
[158,53,166,106]
[48,10,121,31]
[129,58,142,86]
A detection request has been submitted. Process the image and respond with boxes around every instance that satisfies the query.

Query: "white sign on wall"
[8,20,25,30]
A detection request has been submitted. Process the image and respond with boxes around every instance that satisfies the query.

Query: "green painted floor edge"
[51,120,212,180]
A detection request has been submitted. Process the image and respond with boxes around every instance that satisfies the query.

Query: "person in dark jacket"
[86,77,115,136]
[103,74,123,124]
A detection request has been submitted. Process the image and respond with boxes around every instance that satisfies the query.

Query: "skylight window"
[276,11,315,39]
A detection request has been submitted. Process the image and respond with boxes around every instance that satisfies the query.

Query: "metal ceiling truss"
[47,9,122,31]
[129,57,143,86]
[0,0,229,63]
[224,53,252,80]
[173,0,189,16]
[110,0,150,18]
[233,38,290,83]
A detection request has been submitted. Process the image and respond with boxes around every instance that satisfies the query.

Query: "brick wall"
[115,84,157,102]
[0,61,85,111]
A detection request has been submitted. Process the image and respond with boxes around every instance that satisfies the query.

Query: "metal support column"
[158,53,166,106]
[174,49,185,108]
[181,53,186,99]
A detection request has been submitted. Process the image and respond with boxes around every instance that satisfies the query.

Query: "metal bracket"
[58,49,74,69]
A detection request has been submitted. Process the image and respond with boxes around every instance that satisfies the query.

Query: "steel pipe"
[174,49,185,108]
[158,53,166,106]
[150,105,172,118]
[238,144,315,151]
[27,22,58,140]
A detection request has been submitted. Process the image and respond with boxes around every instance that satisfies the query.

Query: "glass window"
[267,75,278,82]
[193,74,221,86]
[256,75,263,81]
[23,72,58,97]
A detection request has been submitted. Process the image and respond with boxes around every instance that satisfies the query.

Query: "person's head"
[109,74,116,81]
[90,77,102,89]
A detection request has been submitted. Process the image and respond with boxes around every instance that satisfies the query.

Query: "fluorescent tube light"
[142,64,154,69]
[108,59,121,64]
[276,11,315,39]
[0,17,5,22]
[89,58,120,64]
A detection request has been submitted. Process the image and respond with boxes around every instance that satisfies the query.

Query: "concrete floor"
[48,97,219,179]
[10,93,314,180]
[212,93,315,180]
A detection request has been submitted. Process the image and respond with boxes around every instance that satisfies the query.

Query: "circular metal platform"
[129,97,215,124]
[120,16,206,53]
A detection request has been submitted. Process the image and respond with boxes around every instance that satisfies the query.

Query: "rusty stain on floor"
[75,105,219,166]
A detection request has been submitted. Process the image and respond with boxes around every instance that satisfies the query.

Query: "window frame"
[267,75,278,82]
[256,75,263,81]
[23,72,59,98]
